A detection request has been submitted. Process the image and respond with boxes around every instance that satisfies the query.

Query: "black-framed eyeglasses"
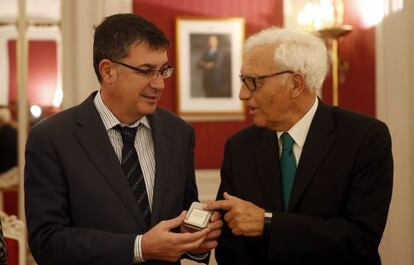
[239,70,295,91]
[112,60,175,79]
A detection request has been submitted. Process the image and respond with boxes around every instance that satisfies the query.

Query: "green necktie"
[280,132,296,210]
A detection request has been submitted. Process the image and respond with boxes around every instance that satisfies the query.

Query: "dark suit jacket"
[215,101,393,265]
[0,124,17,173]
[25,92,200,265]
[199,49,224,97]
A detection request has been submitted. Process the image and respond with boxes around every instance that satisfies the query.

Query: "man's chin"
[138,105,158,116]
[253,117,268,128]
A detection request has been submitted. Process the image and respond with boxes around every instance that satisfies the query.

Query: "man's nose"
[150,75,165,90]
[239,84,251,101]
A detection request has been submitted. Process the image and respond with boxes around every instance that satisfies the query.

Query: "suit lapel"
[288,101,336,211]
[148,111,172,226]
[73,93,146,229]
[256,128,284,211]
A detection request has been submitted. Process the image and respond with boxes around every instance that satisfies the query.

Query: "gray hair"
[244,26,328,92]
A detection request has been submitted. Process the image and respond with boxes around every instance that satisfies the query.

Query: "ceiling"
[0,0,60,24]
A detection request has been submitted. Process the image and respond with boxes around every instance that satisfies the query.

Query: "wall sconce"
[297,0,352,106]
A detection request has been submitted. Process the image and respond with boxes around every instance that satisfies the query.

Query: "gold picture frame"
[175,17,245,121]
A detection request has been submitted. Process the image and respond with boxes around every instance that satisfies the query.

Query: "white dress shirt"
[276,97,318,164]
[94,91,154,263]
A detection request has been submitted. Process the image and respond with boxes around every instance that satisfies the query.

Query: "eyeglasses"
[239,70,295,92]
[112,60,174,79]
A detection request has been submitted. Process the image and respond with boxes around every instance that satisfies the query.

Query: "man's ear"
[99,59,115,83]
[290,73,305,98]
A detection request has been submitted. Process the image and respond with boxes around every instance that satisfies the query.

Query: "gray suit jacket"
[25,92,199,265]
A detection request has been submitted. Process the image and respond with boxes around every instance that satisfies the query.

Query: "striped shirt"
[94,91,155,209]
[93,91,154,263]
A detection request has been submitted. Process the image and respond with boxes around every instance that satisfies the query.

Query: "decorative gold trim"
[0,211,25,240]
[0,210,27,265]
[317,25,352,106]
[0,167,19,191]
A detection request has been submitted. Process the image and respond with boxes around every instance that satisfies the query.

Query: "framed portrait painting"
[175,17,245,120]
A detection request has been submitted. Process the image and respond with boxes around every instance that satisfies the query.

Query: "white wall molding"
[195,169,220,202]
[61,0,132,109]
[0,24,61,106]
[0,25,16,105]
[376,1,414,264]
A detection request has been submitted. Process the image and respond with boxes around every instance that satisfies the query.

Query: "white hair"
[0,108,11,123]
[244,26,328,92]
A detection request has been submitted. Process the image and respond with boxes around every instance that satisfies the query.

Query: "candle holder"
[317,24,352,106]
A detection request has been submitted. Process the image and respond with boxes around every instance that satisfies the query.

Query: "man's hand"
[184,210,223,255]
[141,211,210,262]
[206,192,265,237]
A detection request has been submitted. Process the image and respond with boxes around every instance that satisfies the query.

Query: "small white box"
[183,202,212,231]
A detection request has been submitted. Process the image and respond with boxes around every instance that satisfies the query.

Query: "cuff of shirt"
[133,235,145,263]
[185,251,209,260]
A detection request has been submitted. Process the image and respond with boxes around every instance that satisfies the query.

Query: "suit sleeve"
[182,127,211,264]
[183,127,199,210]
[268,121,393,264]
[215,140,256,265]
[24,127,136,265]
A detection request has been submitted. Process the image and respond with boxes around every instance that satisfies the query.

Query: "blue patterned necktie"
[280,132,297,211]
[115,125,151,227]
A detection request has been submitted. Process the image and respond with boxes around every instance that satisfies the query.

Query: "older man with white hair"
[207,27,393,265]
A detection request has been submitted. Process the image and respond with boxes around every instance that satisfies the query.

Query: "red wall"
[136,0,376,169]
[134,0,376,168]
[134,0,284,168]
[5,2,374,170]
[5,41,57,216]
[8,40,57,106]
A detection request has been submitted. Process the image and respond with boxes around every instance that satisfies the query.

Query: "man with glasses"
[206,27,393,265]
[25,14,221,265]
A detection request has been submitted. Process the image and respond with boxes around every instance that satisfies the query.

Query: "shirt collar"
[93,90,151,131]
[277,97,318,148]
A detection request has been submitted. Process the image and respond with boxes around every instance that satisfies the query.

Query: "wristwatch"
[263,211,273,237]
